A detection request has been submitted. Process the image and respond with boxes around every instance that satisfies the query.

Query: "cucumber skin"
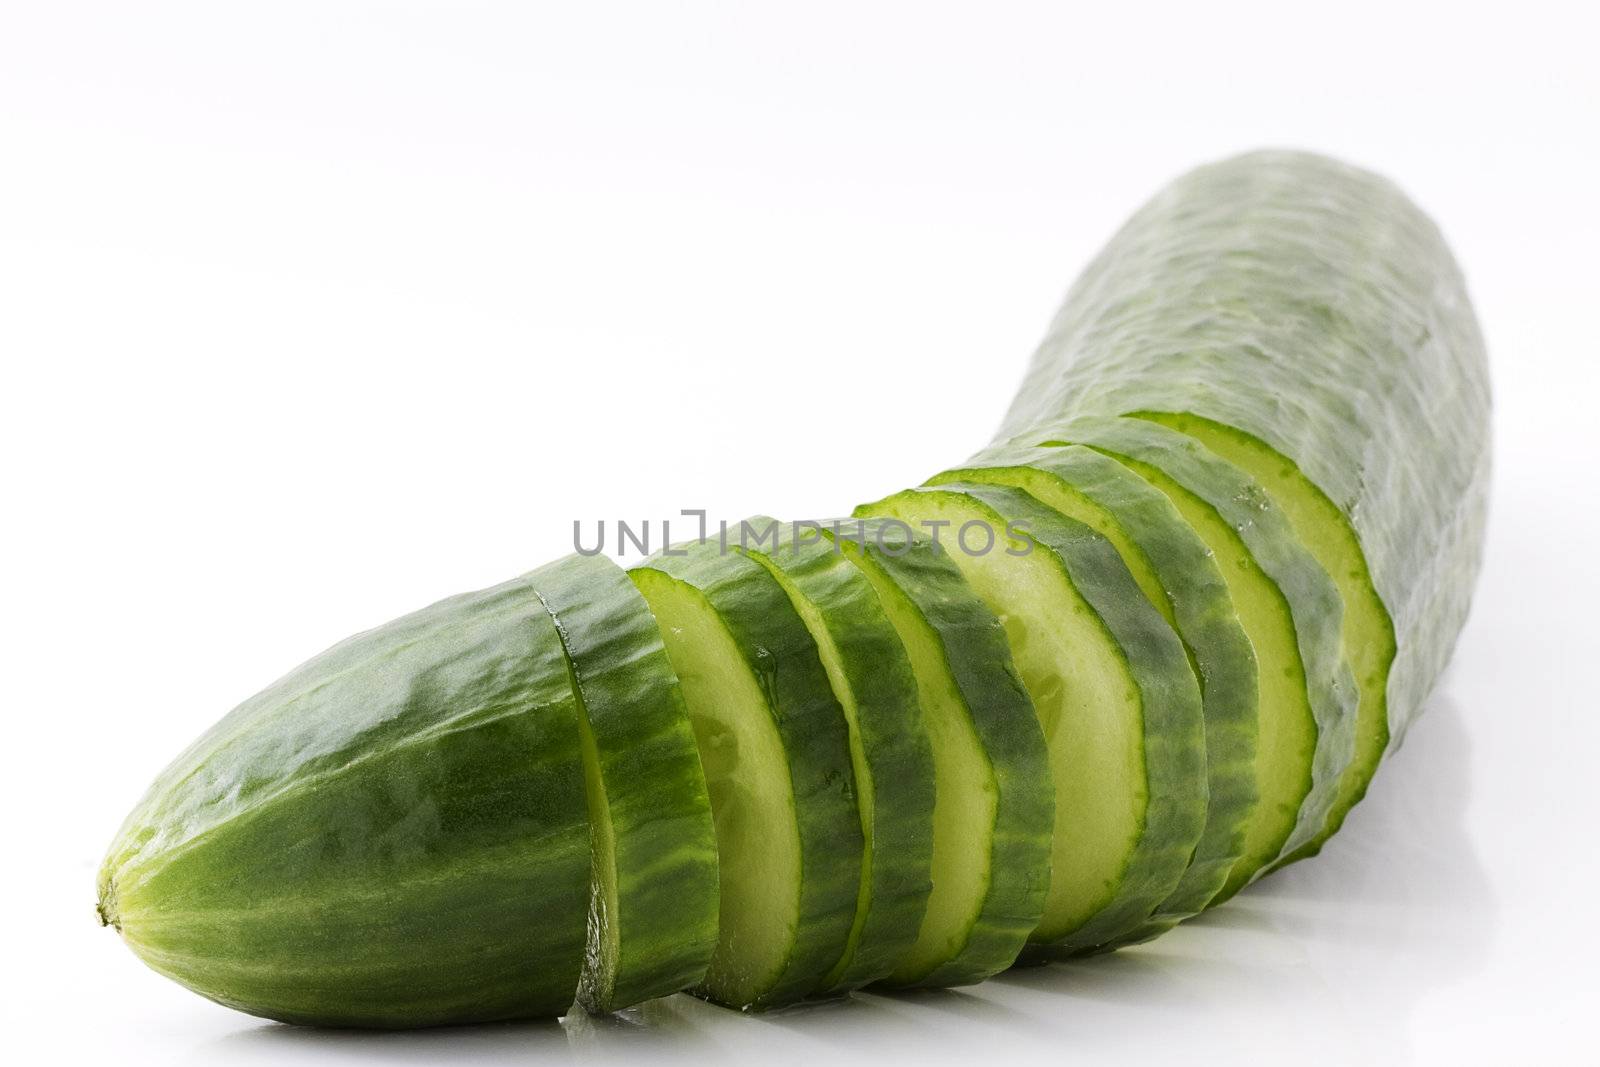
[868,485,1208,953]
[833,522,1055,988]
[533,553,720,1014]
[934,444,1259,933]
[738,519,937,995]
[997,149,1490,746]
[635,543,864,1009]
[97,576,591,1028]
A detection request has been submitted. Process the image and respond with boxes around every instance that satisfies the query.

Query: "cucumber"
[1133,412,1392,865]
[829,520,1053,986]
[99,150,1492,1026]
[856,486,1207,952]
[1026,416,1356,895]
[736,518,937,994]
[997,149,1490,751]
[96,576,591,1028]
[631,541,862,1009]
[532,554,720,1013]
[931,443,1259,930]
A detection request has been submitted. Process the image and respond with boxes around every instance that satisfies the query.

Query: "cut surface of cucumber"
[933,443,1259,929]
[98,576,592,1028]
[1133,411,1394,864]
[534,554,720,1013]
[830,521,1053,986]
[632,543,861,1009]
[737,517,936,994]
[856,487,1206,951]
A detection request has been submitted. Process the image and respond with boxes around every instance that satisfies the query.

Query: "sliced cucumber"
[1027,416,1356,896]
[533,554,720,1013]
[1133,411,1394,865]
[98,576,592,1028]
[856,487,1206,953]
[830,520,1053,986]
[995,150,1489,747]
[737,517,936,995]
[99,150,1494,1029]
[932,443,1259,931]
[631,543,862,1009]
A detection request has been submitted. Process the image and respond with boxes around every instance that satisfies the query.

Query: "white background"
[3,2,1598,1063]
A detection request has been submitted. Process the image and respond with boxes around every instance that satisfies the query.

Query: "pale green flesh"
[858,497,1144,941]
[632,570,799,1008]
[944,467,1175,628]
[838,541,996,982]
[1107,455,1312,894]
[742,554,878,989]
[1138,411,1395,858]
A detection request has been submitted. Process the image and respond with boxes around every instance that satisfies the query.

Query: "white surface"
[3,2,1598,1063]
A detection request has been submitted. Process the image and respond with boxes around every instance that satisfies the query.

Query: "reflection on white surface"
[178,691,1495,1067]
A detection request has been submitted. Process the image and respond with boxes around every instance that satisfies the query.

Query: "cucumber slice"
[533,554,720,1014]
[1029,416,1356,896]
[1133,411,1393,865]
[829,520,1052,986]
[631,543,862,1010]
[855,487,1206,952]
[97,576,591,1028]
[932,443,1259,931]
[995,150,1489,748]
[737,518,937,995]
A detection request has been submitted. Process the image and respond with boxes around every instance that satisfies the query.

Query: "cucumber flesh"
[738,518,936,995]
[856,487,1206,951]
[632,543,861,1009]
[1133,411,1395,864]
[632,569,797,1006]
[932,443,1259,930]
[534,554,720,1013]
[831,521,1053,986]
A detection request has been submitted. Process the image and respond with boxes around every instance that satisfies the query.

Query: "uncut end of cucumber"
[96,878,120,930]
